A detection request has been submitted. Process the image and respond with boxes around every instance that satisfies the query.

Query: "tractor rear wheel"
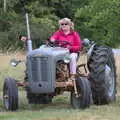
[3,78,18,111]
[70,77,91,109]
[27,92,52,104]
[88,45,116,104]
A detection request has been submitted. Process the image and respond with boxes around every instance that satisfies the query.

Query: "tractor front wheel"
[3,78,18,111]
[70,77,92,109]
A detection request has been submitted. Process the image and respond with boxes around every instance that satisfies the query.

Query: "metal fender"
[87,44,96,61]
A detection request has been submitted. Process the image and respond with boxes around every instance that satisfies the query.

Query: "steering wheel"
[47,40,72,48]
[55,40,72,47]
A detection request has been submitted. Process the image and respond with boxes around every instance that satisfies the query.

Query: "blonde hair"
[59,18,74,30]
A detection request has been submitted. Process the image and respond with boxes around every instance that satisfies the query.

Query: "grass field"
[0,53,120,120]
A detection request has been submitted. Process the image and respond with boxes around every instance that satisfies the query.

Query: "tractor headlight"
[10,59,21,67]
[64,55,71,64]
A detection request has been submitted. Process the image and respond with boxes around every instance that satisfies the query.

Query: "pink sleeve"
[70,32,82,52]
[50,31,60,41]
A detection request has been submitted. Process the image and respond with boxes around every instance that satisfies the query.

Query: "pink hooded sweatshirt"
[50,30,82,53]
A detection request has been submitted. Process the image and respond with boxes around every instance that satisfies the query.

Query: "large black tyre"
[3,78,18,111]
[88,45,116,105]
[70,77,92,109]
[27,92,52,104]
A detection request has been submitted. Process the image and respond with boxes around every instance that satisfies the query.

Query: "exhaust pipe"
[25,13,32,52]
[20,0,32,52]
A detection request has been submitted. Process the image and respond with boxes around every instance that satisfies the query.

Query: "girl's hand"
[66,45,72,49]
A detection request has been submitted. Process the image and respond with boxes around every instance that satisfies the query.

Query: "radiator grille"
[30,56,48,82]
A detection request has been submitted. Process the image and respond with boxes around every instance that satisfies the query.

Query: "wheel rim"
[3,86,9,110]
[105,64,115,97]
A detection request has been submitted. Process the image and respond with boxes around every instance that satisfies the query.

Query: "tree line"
[0,0,120,51]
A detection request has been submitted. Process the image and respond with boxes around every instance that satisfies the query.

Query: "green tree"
[0,0,120,51]
[75,0,120,47]
[0,0,58,51]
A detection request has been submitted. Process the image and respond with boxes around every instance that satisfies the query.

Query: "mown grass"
[0,92,120,120]
[0,90,120,120]
[0,53,120,120]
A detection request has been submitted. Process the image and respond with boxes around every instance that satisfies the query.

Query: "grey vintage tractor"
[3,0,117,111]
[3,39,117,111]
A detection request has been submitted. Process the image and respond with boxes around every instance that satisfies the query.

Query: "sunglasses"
[60,23,69,26]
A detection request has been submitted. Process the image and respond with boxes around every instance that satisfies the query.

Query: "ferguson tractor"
[3,0,117,111]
